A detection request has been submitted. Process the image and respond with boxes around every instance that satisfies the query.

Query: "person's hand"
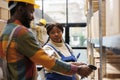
[77,64,93,78]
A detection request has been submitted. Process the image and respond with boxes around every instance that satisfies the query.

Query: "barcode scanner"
[88,65,97,70]
[81,65,97,79]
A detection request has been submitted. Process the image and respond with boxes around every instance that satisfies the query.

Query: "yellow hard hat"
[7,0,39,8]
[39,19,47,25]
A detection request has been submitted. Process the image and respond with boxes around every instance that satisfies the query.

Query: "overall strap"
[65,43,74,56]
[65,43,77,61]
[5,26,20,53]
[46,43,63,57]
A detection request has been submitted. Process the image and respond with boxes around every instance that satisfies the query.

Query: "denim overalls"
[45,43,77,80]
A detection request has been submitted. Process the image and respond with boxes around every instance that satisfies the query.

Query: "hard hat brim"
[34,4,39,8]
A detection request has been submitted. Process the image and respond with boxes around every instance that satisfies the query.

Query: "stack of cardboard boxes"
[0,0,9,35]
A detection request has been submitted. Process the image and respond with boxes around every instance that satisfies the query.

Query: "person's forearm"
[50,59,78,75]
[30,49,78,75]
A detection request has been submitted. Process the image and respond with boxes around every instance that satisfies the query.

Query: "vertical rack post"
[98,0,103,80]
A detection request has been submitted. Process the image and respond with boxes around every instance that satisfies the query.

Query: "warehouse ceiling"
[35,0,86,23]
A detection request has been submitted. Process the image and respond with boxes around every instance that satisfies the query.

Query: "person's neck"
[13,20,22,25]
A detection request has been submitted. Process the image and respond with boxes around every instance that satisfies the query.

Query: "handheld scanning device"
[88,65,97,70]
[81,65,97,79]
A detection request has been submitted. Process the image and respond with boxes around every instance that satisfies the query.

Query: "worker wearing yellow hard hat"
[35,19,47,80]
[7,0,39,8]
[36,19,48,46]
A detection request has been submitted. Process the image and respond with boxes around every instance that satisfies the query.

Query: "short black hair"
[46,23,64,35]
